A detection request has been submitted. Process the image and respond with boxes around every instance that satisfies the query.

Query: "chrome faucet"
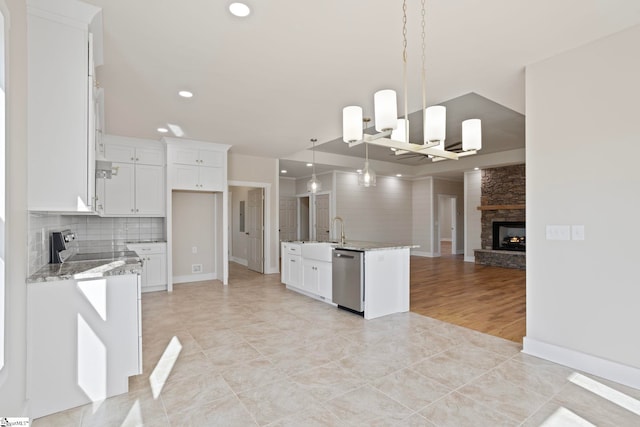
[332,216,346,246]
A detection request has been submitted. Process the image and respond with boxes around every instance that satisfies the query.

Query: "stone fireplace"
[474,164,526,269]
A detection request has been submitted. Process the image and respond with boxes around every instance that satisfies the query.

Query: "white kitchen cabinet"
[281,242,302,289]
[27,0,103,212]
[303,259,332,300]
[168,145,225,191]
[127,243,167,292]
[101,137,165,216]
[27,274,141,419]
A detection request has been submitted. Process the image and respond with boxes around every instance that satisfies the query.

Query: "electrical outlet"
[546,225,570,240]
[571,225,585,240]
[192,246,197,254]
[191,264,202,273]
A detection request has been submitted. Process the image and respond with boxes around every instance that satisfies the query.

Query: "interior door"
[247,188,264,273]
[314,193,330,242]
[279,197,297,242]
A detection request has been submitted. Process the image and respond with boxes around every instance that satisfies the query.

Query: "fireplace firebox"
[492,221,526,252]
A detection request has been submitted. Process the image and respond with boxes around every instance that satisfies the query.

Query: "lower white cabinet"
[27,274,141,419]
[281,242,332,301]
[127,243,167,292]
[303,259,332,300]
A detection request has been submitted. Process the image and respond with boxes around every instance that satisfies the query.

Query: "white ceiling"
[86,0,640,176]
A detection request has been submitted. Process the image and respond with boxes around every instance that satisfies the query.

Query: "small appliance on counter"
[50,229,76,263]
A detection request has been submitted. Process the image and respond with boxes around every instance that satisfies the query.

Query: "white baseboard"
[523,337,640,390]
[265,266,279,275]
[173,273,217,284]
[440,238,452,242]
[464,256,476,263]
[230,256,248,266]
[411,250,437,258]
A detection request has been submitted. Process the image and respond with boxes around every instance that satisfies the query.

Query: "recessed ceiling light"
[356,169,363,174]
[157,127,168,133]
[306,163,313,167]
[178,90,193,98]
[280,170,287,174]
[396,174,402,177]
[474,167,480,171]
[229,2,250,17]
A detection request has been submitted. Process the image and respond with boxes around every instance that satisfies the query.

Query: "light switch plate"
[546,225,571,240]
[572,225,585,240]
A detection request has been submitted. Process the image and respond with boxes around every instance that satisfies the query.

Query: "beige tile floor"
[34,264,640,426]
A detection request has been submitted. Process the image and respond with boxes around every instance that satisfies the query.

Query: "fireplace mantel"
[477,204,525,211]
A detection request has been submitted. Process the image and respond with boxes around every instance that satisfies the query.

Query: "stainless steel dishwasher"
[332,249,364,314]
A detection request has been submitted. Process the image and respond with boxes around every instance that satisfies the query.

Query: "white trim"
[464,255,476,263]
[411,250,437,258]
[230,256,247,266]
[173,273,217,284]
[440,238,452,242]
[523,337,640,390]
[228,180,272,275]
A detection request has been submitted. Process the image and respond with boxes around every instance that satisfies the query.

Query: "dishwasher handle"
[334,253,355,259]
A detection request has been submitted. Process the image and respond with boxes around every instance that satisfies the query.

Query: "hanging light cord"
[311,138,317,174]
[402,0,408,135]
[421,0,426,115]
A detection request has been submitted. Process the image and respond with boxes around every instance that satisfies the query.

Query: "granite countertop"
[284,240,418,251]
[27,255,142,284]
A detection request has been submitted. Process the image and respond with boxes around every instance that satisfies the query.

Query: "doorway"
[438,194,457,256]
[229,185,266,273]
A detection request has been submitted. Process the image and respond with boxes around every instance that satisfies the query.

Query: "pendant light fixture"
[307,138,322,193]
[358,118,376,187]
[341,0,481,161]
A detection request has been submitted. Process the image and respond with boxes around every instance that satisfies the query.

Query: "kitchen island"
[281,240,416,320]
[26,253,143,419]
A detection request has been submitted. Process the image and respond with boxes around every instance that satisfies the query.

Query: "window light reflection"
[78,314,107,402]
[539,407,595,426]
[568,372,640,416]
[149,336,182,399]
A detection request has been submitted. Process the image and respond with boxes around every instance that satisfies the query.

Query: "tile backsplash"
[29,213,165,275]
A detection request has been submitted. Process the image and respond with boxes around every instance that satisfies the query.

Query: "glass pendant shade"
[462,119,482,151]
[374,90,398,132]
[343,106,363,143]
[307,174,321,193]
[358,161,376,187]
[391,118,409,143]
[424,105,446,146]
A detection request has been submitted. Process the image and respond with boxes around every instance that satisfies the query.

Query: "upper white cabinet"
[27,0,103,212]
[98,135,165,216]
[165,138,230,192]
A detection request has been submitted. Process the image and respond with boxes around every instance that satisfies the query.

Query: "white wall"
[412,177,434,256]
[228,152,279,274]
[171,191,216,282]
[464,170,482,262]
[0,0,29,415]
[279,177,296,197]
[334,172,412,244]
[524,24,640,388]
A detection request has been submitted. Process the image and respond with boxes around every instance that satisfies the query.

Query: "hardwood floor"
[410,248,526,343]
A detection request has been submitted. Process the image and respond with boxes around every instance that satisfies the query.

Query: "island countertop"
[284,240,418,251]
[27,255,142,283]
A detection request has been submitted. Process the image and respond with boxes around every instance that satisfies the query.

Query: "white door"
[247,188,264,273]
[314,194,330,242]
[279,198,297,242]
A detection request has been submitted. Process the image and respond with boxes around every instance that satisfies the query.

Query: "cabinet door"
[198,149,224,167]
[143,253,166,288]
[172,164,199,190]
[104,162,135,215]
[135,165,165,215]
[199,166,225,191]
[27,14,91,212]
[287,256,302,289]
[302,260,319,294]
[104,143,136,163]
[173,148,199,166]
[136,147,164,166]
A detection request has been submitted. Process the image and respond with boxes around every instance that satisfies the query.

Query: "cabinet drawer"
[127,243,167,255]
[285,244,302,255]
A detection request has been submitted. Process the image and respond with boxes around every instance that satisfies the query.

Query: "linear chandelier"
[342,0,481,162]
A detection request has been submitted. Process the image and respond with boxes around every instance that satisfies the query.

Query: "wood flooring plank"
[409,254,526,343]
